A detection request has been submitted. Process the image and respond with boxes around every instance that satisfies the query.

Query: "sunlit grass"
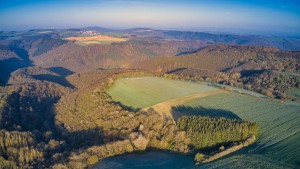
[106,77,219,109]
[65,35,128,45]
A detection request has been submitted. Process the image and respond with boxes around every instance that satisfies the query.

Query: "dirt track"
[143,90,223,117]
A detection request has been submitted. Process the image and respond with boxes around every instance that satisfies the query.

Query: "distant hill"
[32,40,206,72]
[139,30,300,50]
[129,44,280,72]
[0,35,66,84]
[7,66,75,88]
[2,27,300,50]
[83,26,116,32]
[129,44,300,100]
[12,35,67,57]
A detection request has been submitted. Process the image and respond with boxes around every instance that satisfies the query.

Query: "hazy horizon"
[1,26,299,37]
[0,0,300,35]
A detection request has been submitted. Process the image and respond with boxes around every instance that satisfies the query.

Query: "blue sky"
[0,0,299,34]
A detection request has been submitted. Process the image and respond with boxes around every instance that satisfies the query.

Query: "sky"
[0,0,299,35]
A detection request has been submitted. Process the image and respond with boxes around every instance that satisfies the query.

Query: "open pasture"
[106,77,219,109]
[64,35,128,45]
[287,88,300,100]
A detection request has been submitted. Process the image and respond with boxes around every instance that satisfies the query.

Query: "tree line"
[177,116,258,148]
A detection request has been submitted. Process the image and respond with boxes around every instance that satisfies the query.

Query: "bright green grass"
[182,93,300,167]
[287,88,300,99]
[209,82,266,98]
[279,71,300,77]
[74,41,88,46]
[106,77,219,109]
[75,40,122,46]
[201,154,294,169]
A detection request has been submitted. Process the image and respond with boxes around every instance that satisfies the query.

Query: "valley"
[1,0,300,168]
[106,77,219,109]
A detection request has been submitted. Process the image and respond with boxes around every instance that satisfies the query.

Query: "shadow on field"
[33,74,75,89]
[48,67,74,77]
[166,68,187,74]
[240,69,266,77]
[112,101,141,112]
[171,105,241,121]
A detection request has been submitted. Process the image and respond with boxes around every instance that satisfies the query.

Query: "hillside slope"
[129,44,283,72]
[129,44,300,100]
[32,40,205,72]
[0,44,32,84]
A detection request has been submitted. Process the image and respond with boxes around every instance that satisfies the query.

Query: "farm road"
[143,90,223,118]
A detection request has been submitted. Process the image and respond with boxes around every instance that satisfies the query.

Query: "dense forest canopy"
[177,116,258,149]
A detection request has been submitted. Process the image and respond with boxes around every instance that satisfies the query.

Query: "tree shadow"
[171,105,241,122]
[0,44,32,85]
[166,68,187,74]
[0,91,60,132]
[9,43,32,64]
[33,74,75,89]
[240,69,266,77]
[0,58,28,84]
[47,67,74,77]
[112,101,141,112]
[175,46,209,56]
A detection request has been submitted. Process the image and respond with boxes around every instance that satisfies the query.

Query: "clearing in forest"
[64,35,128,45]
[106,77,220,109]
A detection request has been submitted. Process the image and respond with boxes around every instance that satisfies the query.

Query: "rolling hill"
[129,44,300,100]
[32,40,205,72]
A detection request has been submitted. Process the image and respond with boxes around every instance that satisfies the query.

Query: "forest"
[0,68,261,168]
[177,116,258,149]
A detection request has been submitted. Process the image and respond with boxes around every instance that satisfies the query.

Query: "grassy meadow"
[287,88,300,100]
[106,77,219,109]
[65,35,128,45]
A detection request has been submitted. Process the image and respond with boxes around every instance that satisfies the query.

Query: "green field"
[182,93,300,167]
[106,77,218,109]
[209,82,267,98]
[287,88,300,100]
[74,40,122,46]
[279,71,300,77]
[106,76,300,168]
